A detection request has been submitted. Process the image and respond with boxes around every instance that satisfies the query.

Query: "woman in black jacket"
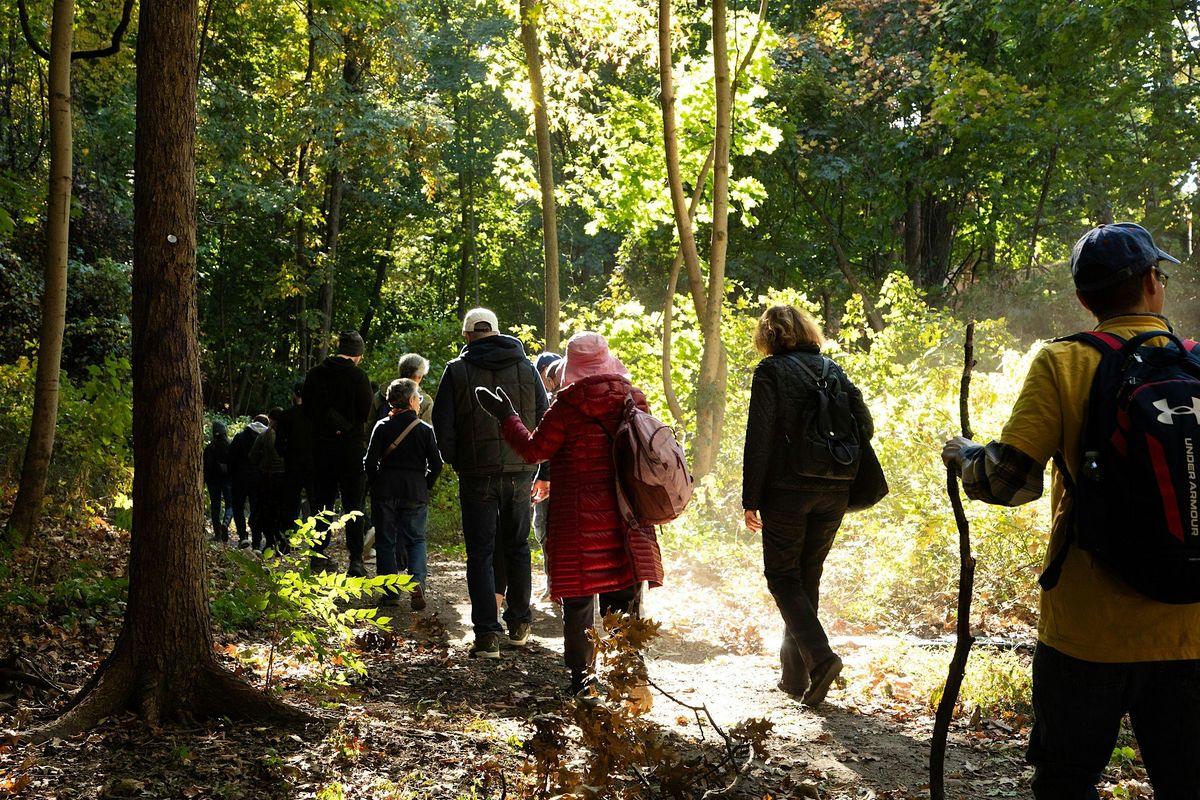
[364,379,443,610]
[742,304,874,709]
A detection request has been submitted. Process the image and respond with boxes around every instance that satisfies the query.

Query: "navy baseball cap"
[1070,222,1180,291]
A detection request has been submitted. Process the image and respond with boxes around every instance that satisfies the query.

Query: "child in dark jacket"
[364,379,443,610]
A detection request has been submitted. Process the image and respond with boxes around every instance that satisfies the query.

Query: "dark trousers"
[206,479,233,540]
[231,471,260,542]
[561,584,640,674]
[760,491,847,692]
[459,472,534,636]
[279,468,315,551]
[1028,643,1200,799]
[312,445,366,560]
[256,472,286,551]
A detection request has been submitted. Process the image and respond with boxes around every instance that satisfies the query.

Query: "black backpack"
[786,355,861,481]
[1040,329,1200,603]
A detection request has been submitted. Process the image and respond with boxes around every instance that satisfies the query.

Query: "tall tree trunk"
[903,182,921,277]
[1025,142,1058,276]
[6,0,73,545]
[316,165,342,360]
[30,0,307,741]
[658,0,705,318]
[690,0,734,479]
[456,168,475,320]
[659,0,767,434]
[359,229,393,342]
[519,0,560,352]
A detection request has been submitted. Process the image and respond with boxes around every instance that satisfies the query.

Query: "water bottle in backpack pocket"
[1041,329,1200,603]
[786,355,861,481]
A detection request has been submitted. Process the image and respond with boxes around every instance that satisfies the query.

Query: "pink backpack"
[612,395,694,527]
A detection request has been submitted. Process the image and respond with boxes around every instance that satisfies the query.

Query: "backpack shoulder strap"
[1038,451,1076,592]
[1054,330,1125,351]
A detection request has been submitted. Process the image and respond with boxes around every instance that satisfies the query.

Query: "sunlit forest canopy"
[1,0,1196,414]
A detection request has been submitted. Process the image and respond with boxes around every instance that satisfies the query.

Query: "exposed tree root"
[25,648,315,744]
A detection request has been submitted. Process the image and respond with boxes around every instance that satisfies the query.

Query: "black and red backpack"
[1040,329,1200,603]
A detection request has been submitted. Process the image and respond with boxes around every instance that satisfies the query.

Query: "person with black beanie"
[302,330,374,575]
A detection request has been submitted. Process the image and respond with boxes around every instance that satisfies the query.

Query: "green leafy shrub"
[213,512,410,689]
[0,353,133,509]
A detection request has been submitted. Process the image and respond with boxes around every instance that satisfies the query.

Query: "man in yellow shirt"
[943,223,1200,798]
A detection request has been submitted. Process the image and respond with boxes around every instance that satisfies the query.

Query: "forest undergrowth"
[0,495,1156,800]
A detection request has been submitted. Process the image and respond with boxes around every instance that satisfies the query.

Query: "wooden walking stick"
[930,322,976,800]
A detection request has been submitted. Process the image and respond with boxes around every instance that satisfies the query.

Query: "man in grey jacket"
[433,308,548,658]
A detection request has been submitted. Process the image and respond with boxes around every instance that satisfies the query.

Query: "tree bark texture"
[519,0,560,352]
[29,0,308,741]
[6,0,74,545]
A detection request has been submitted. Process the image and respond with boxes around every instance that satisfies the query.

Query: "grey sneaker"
[409,584,427,612]
[469,632,501,659]
[508,622,531,646]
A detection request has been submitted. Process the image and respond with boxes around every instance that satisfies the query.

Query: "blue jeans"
[760,491,847,692]
[1028,643,1200,799]
[207,479,233,539]
[376,498,428,593]
[459,472,534,636]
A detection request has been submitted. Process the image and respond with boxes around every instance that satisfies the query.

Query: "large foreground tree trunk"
[6,0,73,545]
[30,0,308,741]
[519,0,560,352]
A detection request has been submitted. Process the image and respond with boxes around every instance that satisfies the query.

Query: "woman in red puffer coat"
[475,332,663,695]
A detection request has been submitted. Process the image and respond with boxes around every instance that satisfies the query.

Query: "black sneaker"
[508,621,531,646]
[378,593,403,608]
[310,555,338,574]
[347,558,367,578]
[469,632,501,659]
[803,655,843,709]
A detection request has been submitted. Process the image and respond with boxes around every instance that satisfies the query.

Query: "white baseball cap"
[462,307,499,333]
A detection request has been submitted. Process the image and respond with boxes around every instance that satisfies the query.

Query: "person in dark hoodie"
[228,414,270,548]
[303,330,374,575]
[203,420,233,542]
[365,378,443,611]
[249,406,287,553]
[433,308,548,659]
[274,381,314,551]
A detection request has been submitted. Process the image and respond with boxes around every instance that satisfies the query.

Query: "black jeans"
[312,444,367,560]
[206,479,232,540]
[1028,643,1200,799]
[760,491,847,692]
[459,472,534,636]
[231,471,260,542]
[561,584,641,674]
[279,468,315,551]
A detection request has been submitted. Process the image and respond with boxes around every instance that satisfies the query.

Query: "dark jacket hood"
[558,374,633,418]
[460,334,529,371]
[211,421,228,440]
[320,354,362,372]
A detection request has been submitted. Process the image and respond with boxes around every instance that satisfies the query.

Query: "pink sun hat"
[560,332,630,387]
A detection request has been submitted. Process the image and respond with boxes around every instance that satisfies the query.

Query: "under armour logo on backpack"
[1153,397,1200,425]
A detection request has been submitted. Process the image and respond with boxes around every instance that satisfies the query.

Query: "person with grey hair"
[365,378,443,610]
[373,353,433,425]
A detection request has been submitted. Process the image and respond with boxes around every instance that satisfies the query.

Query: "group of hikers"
[202,221,1198,798]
